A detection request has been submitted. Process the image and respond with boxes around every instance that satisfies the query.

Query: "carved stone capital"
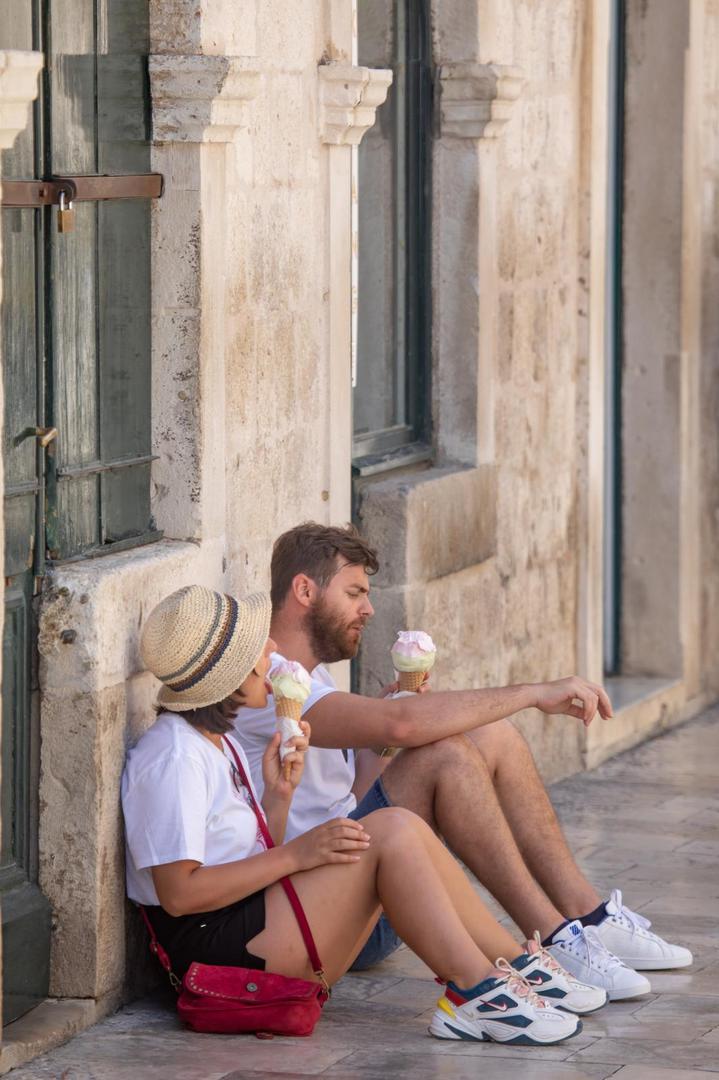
[149,54,260,143]
[438,62,524,140]
[318,63,392,146]
[0,50,43,150]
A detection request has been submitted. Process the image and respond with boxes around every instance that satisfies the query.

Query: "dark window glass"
[353,1,432,461]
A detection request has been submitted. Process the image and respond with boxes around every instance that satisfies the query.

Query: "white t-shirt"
[122,711,266,906]
[234,652,355,840]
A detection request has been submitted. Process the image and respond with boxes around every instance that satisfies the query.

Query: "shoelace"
[608,889,653,935]
[495,956,550,1009]
[557,925,624,974]
[529,930,565,975]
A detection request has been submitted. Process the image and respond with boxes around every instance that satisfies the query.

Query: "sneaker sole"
[556,997,607,1015]
[428,1016,583,1046]
[615,956,692,971]
[607,984,652,1001]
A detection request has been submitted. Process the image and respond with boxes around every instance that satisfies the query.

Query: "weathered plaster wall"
[223,7,334,598]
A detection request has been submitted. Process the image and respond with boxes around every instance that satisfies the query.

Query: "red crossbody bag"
[139,736,329,1038]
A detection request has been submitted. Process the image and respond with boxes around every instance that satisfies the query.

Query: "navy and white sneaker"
[547,920,651,1001]
[512,932,607,1014]
[429,958,581,1046]
[595,890,693,970]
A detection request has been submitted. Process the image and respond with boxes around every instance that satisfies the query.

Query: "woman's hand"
[284,818,371,872]
[262,720,310,800]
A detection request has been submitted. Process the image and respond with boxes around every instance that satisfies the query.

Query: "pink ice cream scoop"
[390,630,436,692]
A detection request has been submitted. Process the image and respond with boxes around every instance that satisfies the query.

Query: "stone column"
[434,60,523,467]
[576,0,611,688]
[149,54,259,549]
[318,60,392,526]
[0,47,44,1034]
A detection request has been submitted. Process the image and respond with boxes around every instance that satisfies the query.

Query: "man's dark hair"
[271,522,379,610]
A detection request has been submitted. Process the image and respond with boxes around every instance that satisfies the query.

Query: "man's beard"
[305,595,363,663]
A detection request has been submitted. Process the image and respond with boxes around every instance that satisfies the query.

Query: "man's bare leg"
[468,719,602,919]
[380,734,566,940]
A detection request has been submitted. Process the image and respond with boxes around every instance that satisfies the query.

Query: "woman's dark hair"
[155,690,247,734]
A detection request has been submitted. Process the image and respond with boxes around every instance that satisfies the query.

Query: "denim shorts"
[347,774,403,970]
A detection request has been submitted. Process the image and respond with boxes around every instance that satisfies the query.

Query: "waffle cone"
[398,670,425,693]
[275,696,303,722]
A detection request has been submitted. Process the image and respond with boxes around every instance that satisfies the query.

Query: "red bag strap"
[138,905,181,990]
[221,736,328,991]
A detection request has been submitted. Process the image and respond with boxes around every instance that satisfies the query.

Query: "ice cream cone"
[398,669,426,693]
[270,659,312,781]
[275,696,302,722]
[390,631,436,694]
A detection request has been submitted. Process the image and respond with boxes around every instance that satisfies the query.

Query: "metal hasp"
[0,173,164,208]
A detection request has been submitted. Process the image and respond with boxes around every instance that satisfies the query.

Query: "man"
[235,523,692,999]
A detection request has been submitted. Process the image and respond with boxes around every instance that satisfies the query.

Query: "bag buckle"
[316,969,331,996]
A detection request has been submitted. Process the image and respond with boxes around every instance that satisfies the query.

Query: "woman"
[122,585,600,1046]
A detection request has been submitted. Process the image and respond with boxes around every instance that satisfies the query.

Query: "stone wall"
[700,0,719,696]
[31,0,391,1009]
[358,0,588,781]
[357,0,719,779]
[2,0,719,1046]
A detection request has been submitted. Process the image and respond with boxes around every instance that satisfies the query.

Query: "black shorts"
[145,889,267,979]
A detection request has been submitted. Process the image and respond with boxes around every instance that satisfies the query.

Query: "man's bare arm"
[305,677,612,750]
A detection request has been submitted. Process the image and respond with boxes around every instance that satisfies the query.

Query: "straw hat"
[141,585,271,711]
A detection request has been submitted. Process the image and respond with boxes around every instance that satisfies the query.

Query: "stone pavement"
[10,708,719,1080]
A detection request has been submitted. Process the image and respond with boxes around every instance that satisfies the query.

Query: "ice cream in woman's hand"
[390,630,437,692]
[269,659,311,780]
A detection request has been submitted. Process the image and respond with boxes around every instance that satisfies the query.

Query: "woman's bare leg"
[406,812,522,963]
[248,808,519,987]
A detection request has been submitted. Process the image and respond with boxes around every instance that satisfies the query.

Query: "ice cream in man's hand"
[269,659,311,780]
[390,630,437,693]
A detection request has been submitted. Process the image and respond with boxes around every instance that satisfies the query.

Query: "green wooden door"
[1,0,154,1024]
[1,0,52,1026]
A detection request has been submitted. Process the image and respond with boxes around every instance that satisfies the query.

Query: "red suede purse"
[140,737,329,1038]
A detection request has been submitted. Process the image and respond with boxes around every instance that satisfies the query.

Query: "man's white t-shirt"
[234,652,354,840]
[122,711,266,906]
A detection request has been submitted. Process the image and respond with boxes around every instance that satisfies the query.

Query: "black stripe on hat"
[166,596,239,692]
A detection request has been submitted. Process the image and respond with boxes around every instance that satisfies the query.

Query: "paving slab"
[7,709,719,1080]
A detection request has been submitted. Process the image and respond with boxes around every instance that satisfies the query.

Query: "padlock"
[57,190,75,233]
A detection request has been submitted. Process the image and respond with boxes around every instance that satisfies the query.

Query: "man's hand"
[377,672,432,698]
[532,677,613,726]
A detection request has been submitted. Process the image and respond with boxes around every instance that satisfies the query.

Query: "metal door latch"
[35,427,58,448]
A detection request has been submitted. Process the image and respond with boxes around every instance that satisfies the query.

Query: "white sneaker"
[429,958,581,1046]
[547,920,651,1001]
[596,889,693,970]
[517,931,607,1014]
